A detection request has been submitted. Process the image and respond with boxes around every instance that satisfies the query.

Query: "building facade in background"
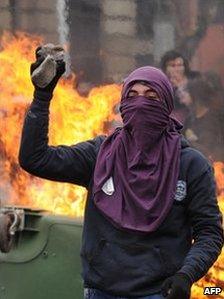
[0,0,223,87]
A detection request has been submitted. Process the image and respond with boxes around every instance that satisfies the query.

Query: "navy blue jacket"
[19,90,224,297]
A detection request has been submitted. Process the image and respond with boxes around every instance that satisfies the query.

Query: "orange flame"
[0,31,223,298]
[0,31,121,216]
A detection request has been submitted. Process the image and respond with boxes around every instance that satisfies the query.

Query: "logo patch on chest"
[175,180,187,201]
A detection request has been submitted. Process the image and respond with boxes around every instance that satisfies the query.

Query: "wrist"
[34,89,53,102]
[175,272,193,286]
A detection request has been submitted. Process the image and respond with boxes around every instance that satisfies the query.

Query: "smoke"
[56,0,71,76]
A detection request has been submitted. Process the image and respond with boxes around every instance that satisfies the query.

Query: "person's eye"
[128,91,137,98]
[145,91,159,100]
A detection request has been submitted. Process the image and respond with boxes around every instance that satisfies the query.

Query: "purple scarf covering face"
[93,66,182,233]
[121,96,170,150]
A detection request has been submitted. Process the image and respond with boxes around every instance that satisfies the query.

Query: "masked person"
[19,47,223,299]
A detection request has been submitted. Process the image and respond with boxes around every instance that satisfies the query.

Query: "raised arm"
[19,45,105,188]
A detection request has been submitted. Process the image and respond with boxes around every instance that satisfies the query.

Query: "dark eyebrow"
[145,88,155,92]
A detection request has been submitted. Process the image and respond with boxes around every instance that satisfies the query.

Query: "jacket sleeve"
[18,90,105,188]
[177,152,224,283]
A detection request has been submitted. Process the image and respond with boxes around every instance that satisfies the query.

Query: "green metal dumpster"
[0,207,84,299]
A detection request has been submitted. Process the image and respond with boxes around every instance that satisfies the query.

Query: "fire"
[0,32,223,298]
[0,31,121,216]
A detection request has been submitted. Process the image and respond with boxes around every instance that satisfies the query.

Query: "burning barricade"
[0,32,223,299]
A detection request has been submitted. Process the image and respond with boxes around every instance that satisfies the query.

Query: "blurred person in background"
[19,47,223,299]
[184,72,224,162]
[160,50,200,124]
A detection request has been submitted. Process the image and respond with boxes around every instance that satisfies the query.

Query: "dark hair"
[160,50,190,76]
